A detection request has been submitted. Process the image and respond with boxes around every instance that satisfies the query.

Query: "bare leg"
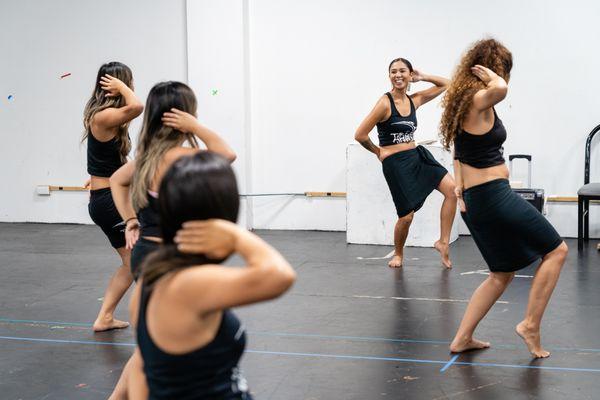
[450,271,515,352]
[93,247,134,332]
[516,242,568,358]
[434,173,457,269]
[388,212,414,268]
[108,354,134,400]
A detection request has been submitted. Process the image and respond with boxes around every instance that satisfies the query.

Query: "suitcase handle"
[509,154,532,162]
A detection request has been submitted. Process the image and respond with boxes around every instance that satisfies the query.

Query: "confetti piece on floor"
[76,383,88,388]
[7,95,13,100]
[403,376,419,381]
[97,297,104,301]
[211,89,218,96]
[60,72,72,79]
[50,326,65,329]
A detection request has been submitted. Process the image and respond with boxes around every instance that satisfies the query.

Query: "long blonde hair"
[131,81,199,210]
[439,38,513,149]
[82,62,133,162]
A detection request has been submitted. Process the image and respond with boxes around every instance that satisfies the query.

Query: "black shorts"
[382,146,448,217]
[131,237,160,281]
[461,179,563,272]
[88,188,126,249]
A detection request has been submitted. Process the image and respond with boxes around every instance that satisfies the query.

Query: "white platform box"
[346,143,459,247]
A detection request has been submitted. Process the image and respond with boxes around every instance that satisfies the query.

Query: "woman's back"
[137,272,250,399]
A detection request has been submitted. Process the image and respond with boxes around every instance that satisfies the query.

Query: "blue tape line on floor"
[440,354,459,372]
[0,318,92,327]
[1,335,600,373]
[2,317,600,354]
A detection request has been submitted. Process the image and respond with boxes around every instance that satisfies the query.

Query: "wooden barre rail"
[36,186,347,198]
[34,186,590,202]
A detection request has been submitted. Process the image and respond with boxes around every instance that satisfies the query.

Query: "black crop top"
[87,132,125,177]
[138,192,161,238]
[454,109,507,168]
[137,285,251,399]
[376,93,417,146]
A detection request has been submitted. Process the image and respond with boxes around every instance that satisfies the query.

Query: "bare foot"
[93,316,130,332]
[449,337,490,353]
[388,255,403,268]
[516,321,550,358]
[434,240,452,269]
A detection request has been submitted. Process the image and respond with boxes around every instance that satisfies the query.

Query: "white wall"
[3,0,600,238]
[0,0,187,223]
[185,0,250,228]
[188,0,600,237]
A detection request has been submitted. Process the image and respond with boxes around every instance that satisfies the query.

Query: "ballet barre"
[36,185,89,195]
[35,185,347,198]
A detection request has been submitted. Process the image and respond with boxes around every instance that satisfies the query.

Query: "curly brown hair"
[439,38,513,149]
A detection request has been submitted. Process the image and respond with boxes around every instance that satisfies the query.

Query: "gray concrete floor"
[0,223,599,399]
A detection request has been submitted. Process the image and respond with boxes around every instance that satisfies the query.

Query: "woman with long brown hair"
[107,81,236,400]
[83,61,143,332]
[440,38,568,358]
[355,58,456,269]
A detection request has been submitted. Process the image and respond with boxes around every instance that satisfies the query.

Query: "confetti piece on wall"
[7,95,13,100]
[211,89,218,96]
[60,72,72,79]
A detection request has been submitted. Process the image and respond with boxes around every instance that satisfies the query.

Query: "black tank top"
[454,109,507,168]
[137,284,252,400]
[376,93,417,147]
[87,132,124,177]
[138,193,161,238]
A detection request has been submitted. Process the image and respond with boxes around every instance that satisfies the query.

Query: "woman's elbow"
[132,103,144,117]
[222,149,237,163]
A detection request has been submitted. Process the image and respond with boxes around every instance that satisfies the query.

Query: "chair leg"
[584,198,590,241]
[578,197,583,249]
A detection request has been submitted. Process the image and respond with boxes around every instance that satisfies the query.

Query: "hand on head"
[174,219,237,259]
[100,74,126,97]
[161,108,198,133]
[411,69,424,83]
[470,65,498,84]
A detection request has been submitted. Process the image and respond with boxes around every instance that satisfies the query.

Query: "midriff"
[461,163,509,190]
[90,175,111,190]
[379,141,416,161]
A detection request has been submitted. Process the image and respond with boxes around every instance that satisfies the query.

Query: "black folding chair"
[577,124,600,249]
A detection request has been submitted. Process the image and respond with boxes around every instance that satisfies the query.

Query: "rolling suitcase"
[509,154,544,213]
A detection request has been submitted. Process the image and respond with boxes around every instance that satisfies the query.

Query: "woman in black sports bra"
[126,152,296,399]
[82,61,143,332]
[355,57,456,269]
[440,38,567,358]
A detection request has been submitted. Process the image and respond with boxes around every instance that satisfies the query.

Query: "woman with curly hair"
[355,58,456,269]
[440,38,568,358]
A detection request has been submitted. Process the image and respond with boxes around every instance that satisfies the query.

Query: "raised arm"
[173,220,296,313]
[470,65,508,111]
[162,109,237,162]
[92,75,144,132]
[410,70,450,108]
[110,160,139,249]
[354,97,388,157]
